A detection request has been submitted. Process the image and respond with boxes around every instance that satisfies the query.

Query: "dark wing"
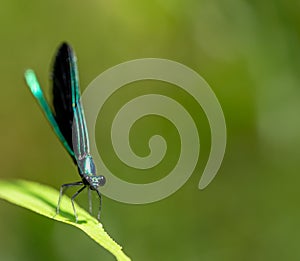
[51,42,90,162]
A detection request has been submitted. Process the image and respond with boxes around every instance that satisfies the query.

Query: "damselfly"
[24,43,106,222]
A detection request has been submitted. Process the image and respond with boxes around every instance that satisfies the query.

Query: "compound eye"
[98,175,106,186]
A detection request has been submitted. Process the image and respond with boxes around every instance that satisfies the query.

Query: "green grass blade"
[0,179,131,261]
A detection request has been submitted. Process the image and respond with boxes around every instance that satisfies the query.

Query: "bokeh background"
[1,0,300,260]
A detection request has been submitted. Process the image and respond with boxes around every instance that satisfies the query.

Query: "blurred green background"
[1,0,300,260]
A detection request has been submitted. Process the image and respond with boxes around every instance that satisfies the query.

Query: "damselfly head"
[85,175,106,190]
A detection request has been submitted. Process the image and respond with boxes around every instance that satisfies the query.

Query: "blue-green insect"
[24,43,106,222]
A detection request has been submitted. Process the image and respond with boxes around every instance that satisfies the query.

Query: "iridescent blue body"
[24,43,105,222]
